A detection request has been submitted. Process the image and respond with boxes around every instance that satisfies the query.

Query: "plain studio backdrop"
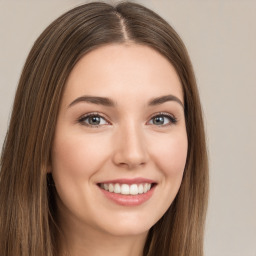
[0,1,255,255]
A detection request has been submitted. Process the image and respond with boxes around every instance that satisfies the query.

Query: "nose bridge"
[113,119,148,168]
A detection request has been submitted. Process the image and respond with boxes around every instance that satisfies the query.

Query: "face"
[51,43,187,238]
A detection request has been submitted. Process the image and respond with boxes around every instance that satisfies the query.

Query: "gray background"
[0,0,255,255]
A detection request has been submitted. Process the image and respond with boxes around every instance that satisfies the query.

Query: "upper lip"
[97,177,157,185]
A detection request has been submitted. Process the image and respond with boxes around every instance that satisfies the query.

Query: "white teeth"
[121,184,130,195]
[138,184,144,194]
[143,184,148,193]
[100,183,153,195]
[109,183,114,192]
[114,183,121,193]
[130,184,139,195]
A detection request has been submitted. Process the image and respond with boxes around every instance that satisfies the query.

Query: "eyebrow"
[68,94,184,108]
[148,95,184,108]
[69,96,114,107]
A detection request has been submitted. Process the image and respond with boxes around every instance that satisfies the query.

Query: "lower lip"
[99,185,156,206]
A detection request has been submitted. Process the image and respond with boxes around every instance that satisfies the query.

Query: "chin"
[93,211,158,237]
[104,223,150,237]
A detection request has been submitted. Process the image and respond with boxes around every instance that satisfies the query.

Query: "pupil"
[89,116,100,125]
[154,116,164,125]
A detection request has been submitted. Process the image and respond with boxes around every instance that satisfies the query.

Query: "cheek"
[151,132,188,178]
[51,132,111,191]
[146,131,187,222]
[50,132,112,214]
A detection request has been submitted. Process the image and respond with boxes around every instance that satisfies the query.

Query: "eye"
[148,113,177,126]
[78,113,109,127]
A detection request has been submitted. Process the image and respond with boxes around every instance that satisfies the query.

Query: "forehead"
[62,43,183,106]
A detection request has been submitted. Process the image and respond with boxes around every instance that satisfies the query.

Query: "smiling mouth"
[97,182,156,196]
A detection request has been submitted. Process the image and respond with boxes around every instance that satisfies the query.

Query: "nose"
[112,123,149,169]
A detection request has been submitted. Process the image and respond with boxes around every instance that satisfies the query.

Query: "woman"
[0,1,208,256]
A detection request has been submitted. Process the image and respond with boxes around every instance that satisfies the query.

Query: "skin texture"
[51,43,188,256]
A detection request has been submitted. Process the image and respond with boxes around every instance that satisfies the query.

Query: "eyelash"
[148,112,178,126]
[77,112,177,128]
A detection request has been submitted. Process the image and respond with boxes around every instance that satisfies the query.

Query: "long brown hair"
[0,1,208,255]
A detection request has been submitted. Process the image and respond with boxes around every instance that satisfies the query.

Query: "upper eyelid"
[148,111,176,120]
[78,112,109,121]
